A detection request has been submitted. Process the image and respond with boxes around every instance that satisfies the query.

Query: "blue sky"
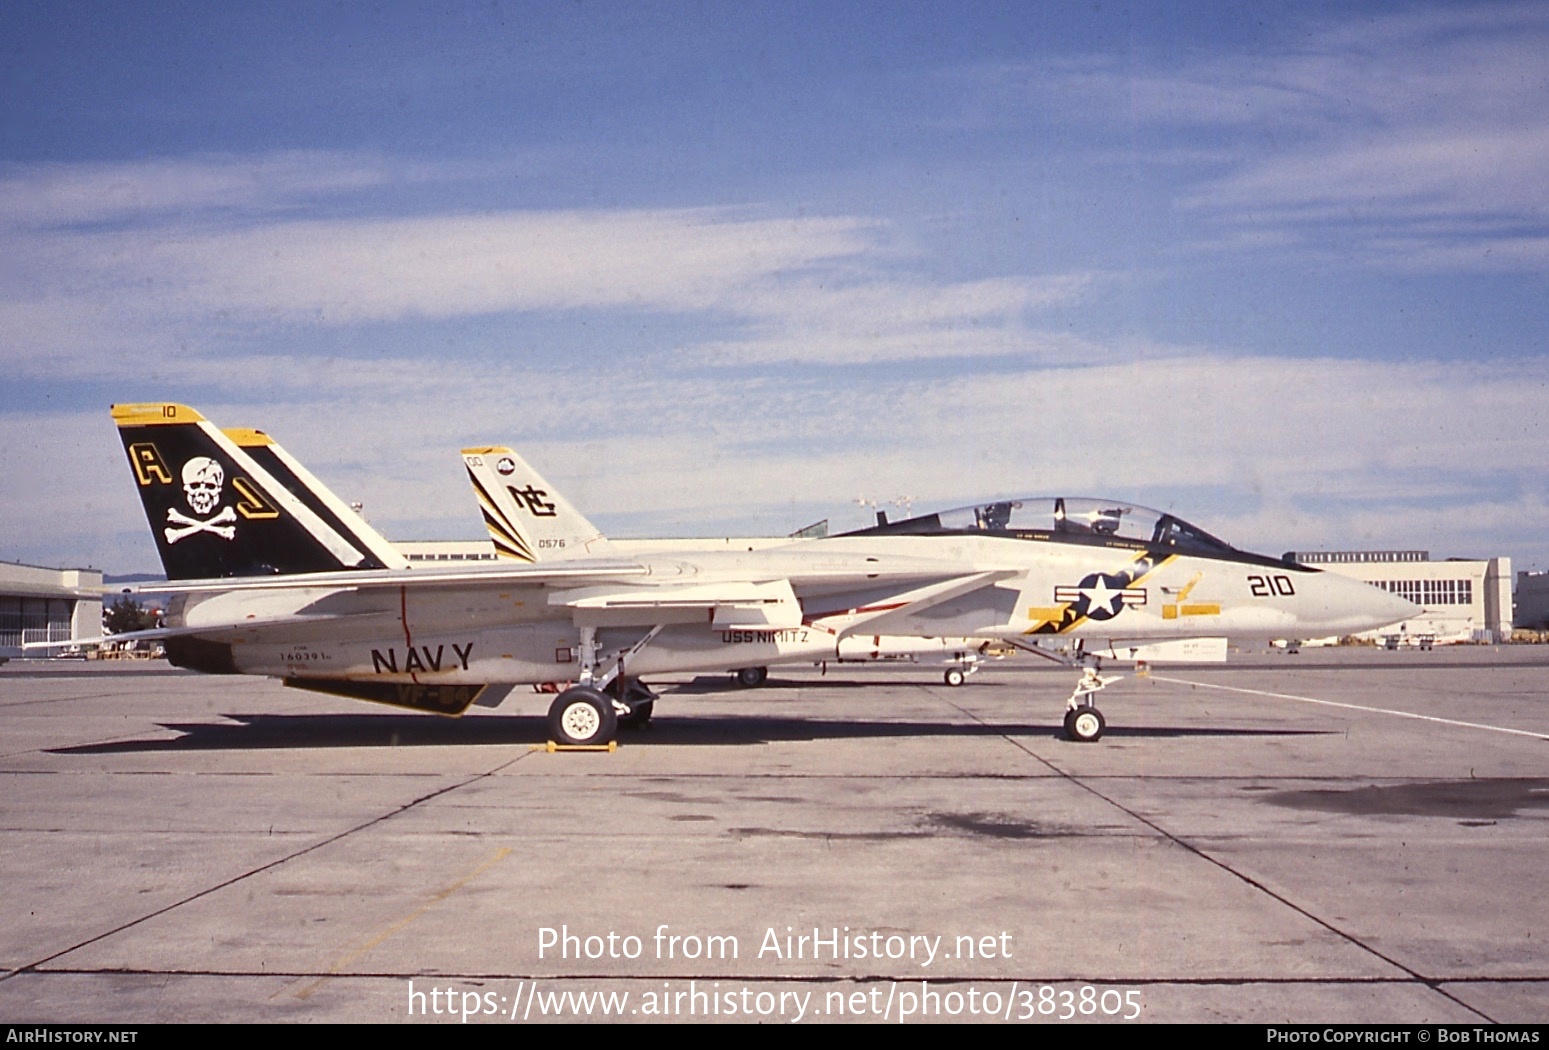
[2,1,1546,575]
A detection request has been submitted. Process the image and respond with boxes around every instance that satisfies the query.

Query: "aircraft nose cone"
[1301,570,1421,635]
[1376,586,1423,625]
[1339,576,1420,632]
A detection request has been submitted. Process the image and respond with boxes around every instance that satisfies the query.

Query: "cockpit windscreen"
[901,497,1236,555]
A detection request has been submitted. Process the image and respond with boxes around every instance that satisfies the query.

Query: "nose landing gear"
[1063,704,1107,743]
[1062,656,1120,743]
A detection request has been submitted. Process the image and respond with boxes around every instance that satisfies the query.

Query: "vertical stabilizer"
[113,403,389,580]
[223,427,408,571]
[461,447,611,562]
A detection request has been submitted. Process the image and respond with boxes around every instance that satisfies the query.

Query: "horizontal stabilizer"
[132,557,652,594]
[21,636,109,651]
[27,608,404,650]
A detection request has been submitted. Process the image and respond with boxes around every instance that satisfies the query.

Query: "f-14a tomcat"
[98,403,1416,744]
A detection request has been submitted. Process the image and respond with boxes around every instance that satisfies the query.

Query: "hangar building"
[0,561,104,659]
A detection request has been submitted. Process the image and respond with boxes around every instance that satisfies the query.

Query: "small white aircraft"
[93,403,1416,744]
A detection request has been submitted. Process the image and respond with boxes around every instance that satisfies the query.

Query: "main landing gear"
[546,626,663,746]
[734,666,769,688]
[546,678,657,745]
[942,654,981,687]
[547,686,617,746]
[614,679,658,731]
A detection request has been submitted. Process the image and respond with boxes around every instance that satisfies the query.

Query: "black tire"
[1063,706,1105,743]
[734,666,768,688]
[618,699,654,730]
[548,687,618,746]
[944,667,966,687]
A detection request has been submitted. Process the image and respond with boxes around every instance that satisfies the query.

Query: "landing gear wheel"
[618,699,654,730]
[944,667,966,687]
[548,687,618,746]
[1063,706,1106,743]
[734,666,768,688]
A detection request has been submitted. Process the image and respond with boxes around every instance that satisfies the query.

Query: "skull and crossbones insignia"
[164,457,237,543]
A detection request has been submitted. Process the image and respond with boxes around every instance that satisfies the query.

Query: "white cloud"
[1183,128,1549,228]
[9,351,1547,573]
[0,158,1096,376]
[221,352,1549,533]
[0,152,396,228]
[14,208,874,325]
[159,210,882,322]
[739,273,1093,328]
[973,6,1549,273]
[693,273,1099,365]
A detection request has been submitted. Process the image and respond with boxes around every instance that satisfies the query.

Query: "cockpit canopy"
[858,497,1239,557]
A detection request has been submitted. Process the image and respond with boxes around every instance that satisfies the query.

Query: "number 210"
[1248,574,1295,597]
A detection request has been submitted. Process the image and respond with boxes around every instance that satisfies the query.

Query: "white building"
[0,560,104,658]
[1288,550,1512,644]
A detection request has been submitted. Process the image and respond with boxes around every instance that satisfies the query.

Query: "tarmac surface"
[1,647,1546,1024]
